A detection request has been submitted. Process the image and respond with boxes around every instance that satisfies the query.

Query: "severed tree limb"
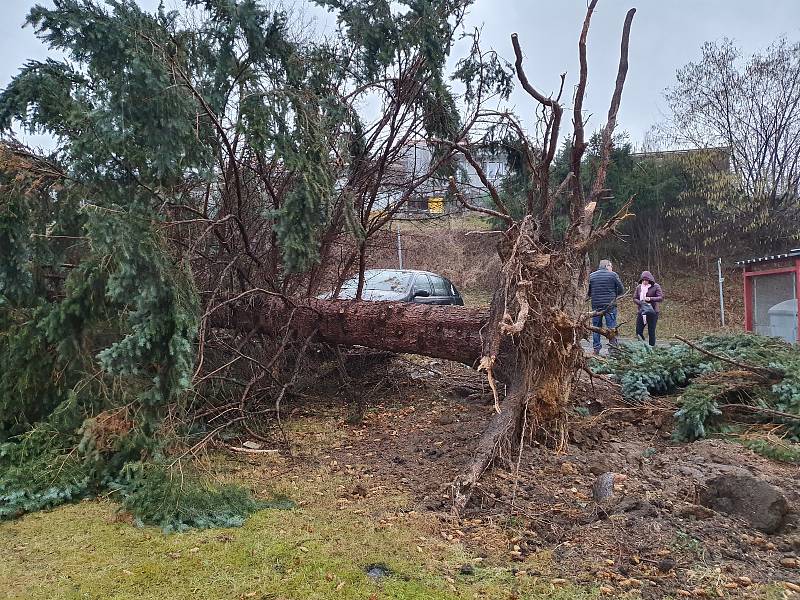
[579,292,627,323]
[586,323,619,343]
[675,336,782,381]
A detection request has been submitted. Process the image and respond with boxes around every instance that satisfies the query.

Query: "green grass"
[392,214,494,233]
[460,286,721,340]
[4,492,789,600]
[460,288,493,308]
[0,484,605,600]
[462,268,745,341]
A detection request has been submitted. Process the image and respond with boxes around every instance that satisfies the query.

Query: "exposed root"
[452,386,527,514]
[478,355,501,414]
[450,0,636,516]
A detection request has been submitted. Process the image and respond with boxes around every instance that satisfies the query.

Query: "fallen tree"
[214,0,638,512]
[592,334,800,442]
[211,296,489,366]
[0,0,478,527]
[0,0,637,524]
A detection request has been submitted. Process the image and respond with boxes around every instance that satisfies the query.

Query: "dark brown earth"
[264,353,800,598]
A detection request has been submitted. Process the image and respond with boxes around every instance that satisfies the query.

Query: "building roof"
[630,146,729,159]
[734,249,800,267]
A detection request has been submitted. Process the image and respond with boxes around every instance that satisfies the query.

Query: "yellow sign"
[428,197,444,214]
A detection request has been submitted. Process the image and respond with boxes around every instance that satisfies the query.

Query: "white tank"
[768,299,798,344]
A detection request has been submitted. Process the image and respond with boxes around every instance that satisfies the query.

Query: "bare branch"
[586,8,637,219]
[569,0,599,223]
[675,336,781,381]
[543,172,575,225]
[448,176,514,224]
[510,33,564,167]
[433,138,511,217]
[576,195,635,253]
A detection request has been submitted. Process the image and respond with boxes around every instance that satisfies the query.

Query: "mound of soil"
[285,355,800,597]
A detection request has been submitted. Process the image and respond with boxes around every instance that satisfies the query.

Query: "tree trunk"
[447,220,591,512]
[211,295,491,366]
[452,382,527,510]
[212,228,590,515]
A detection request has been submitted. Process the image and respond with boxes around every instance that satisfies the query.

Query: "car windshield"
[342,271,412,292]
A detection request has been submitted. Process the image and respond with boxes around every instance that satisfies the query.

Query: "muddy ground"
[268,353,800,598]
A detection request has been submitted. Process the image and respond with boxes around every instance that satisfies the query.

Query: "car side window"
[429,275,451,296]
[447,279,460,297]
[411,274,432,295]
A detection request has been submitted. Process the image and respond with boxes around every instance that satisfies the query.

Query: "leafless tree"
[444,0,637,511]
[661,37,800,252]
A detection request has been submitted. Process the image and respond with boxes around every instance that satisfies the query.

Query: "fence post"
[717,257,726,327]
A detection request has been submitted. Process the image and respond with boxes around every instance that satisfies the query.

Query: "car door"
[427,274,456,305]
[410,273,436,304]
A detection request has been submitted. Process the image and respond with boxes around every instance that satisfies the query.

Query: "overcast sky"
[2,0,799,148]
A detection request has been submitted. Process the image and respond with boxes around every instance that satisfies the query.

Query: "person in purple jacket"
[633,271,664,346]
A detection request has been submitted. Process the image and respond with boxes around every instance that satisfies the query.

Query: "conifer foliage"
[0,0,471,528]
[592,335,800,442]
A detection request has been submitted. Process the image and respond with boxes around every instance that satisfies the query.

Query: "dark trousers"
[636,312,659,346]
[592,308,618,352]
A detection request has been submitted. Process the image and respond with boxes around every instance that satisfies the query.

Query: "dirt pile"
[290,355,799,597]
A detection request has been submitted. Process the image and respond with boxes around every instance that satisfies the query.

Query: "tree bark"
[211,296,490,366]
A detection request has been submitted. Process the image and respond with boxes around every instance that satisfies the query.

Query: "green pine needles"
[592,334,800,442]
[0,0,474,529]
[0,0,248,527]
[113,464,292,533]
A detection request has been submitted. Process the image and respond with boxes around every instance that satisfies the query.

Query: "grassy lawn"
[0,502,603,600]
[0,459,608,600]
[1,414,793,600]
[2,466,788,600]
[462,267,745,342]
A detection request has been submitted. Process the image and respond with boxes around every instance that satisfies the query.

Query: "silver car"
[323,269,464,305]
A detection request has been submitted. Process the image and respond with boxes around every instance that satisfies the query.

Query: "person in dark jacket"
[633,271,664,346]
[588,259,624,354]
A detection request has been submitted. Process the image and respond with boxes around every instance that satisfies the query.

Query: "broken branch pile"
[591,334,800,441]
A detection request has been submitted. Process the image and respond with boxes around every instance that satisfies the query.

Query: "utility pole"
[397,225,403,269]
[717,258,726,327]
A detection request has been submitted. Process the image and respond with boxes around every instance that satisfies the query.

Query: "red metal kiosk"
[736,249,800,343]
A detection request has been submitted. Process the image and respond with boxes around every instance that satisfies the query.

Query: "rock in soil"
[592,472,624,502]
[365,564,391,580]
[699,474,789,534]
[657,558,677,573]
[459,564,475,575]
